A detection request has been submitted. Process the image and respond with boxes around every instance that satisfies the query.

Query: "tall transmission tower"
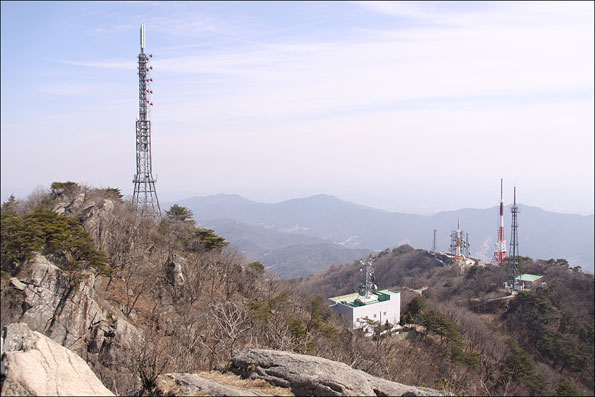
[491,178,508,265]
[432,229,437,252]
[132,23,161,216]
[508,185,521,289]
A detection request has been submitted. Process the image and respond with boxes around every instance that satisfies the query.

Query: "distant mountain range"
[173,194,594,277]
[198,218,371,278]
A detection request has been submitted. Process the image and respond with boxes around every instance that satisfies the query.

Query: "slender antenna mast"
[140,23,145,52]
[508,185,521,287]
[432,229,437,252]
[491,178,508,265]
[450,219,467,266]
[132,23,161,216]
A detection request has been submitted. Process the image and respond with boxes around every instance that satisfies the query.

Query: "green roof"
[515,274,543,282]
[328,292,359,304]
[329,289,400,307]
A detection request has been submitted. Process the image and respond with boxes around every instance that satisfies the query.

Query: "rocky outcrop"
[153,349,441,396]
[1,322,114,396]
[229,349,441,396]
[13,254,105,350]
[54,193,118,251]
[361,373,440,397]
[165,254,186,288]
[2,253,143,393]
[156,373,265,396]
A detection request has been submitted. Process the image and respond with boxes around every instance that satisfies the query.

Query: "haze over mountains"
[197,217,371,278]
[173,194,594,277]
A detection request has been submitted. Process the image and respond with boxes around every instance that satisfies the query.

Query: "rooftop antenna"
[491,178,508,265]
[357,259,377,300]
[132,23,161,217]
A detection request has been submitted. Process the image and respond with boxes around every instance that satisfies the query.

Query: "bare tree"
[23,185,50,212]
[211,300,251,358]
[126,325,170,393]
[167,307,206,372]
[120,261,151,317]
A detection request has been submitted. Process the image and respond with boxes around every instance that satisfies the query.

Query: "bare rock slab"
[1,322,114,396]
[156,373,265,396]
[229,349,441,396]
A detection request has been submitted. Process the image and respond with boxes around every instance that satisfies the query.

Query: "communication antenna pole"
[132,23,161,216]
[450,219,465,266]
[491,178,508,265]
[432,229,437,252]
[508,185,521,288]
[357,259,377,299]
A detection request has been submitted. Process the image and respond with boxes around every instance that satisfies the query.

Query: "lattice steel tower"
[132,23,161,216]
[508,185,521,288]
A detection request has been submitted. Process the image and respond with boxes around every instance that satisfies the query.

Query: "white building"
[328,289,401,333]
[505,273,544,291]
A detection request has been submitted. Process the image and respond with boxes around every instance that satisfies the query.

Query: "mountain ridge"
[173,193,594,275]
[174,193,594,217]
[200,217,371,279]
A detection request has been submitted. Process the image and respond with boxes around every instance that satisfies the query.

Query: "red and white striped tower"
[491,178,508,265]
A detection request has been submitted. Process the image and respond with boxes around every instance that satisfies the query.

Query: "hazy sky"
[1,1,593,215]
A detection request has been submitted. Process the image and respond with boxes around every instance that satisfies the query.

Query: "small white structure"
[515,274,543,289]
[328,289,401,333]
[504,274,543,292]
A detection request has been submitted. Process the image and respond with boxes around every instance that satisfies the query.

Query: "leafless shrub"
[22,185,50,212]
[125,324,170,393]
[211,300,251,358]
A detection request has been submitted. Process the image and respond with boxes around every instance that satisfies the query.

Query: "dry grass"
[195,370,294,396]
[157,377,211,397]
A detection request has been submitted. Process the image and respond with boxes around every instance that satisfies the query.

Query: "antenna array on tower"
[132,23,161,216]
[508,186,521,288]
[355,259,378,304]
[450,219,469,266]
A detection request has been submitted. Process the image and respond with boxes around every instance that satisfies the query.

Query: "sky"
[1,1,593,215]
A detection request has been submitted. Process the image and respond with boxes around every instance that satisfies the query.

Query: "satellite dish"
[357,283,365,296]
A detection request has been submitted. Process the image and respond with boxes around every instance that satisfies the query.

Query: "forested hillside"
[0,184,430,394]
[1,184,592,395]
[296,247,594,395]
